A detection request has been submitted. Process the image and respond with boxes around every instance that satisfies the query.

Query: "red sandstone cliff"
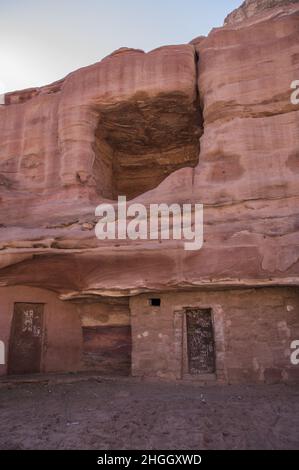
[0,0,298,299]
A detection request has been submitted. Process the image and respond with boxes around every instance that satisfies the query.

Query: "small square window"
[149,298,161,307]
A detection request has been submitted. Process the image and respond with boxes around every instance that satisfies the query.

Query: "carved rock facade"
[0,0,299,383]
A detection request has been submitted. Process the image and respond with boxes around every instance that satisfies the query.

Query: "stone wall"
[0,287,132,376]
[130,287,299,384]
[0,286,82,375]
[1,285,299,383]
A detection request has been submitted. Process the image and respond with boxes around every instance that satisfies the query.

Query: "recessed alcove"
[92,92,203,200]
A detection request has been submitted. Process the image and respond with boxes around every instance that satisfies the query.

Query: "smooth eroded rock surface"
[0,0,298,299]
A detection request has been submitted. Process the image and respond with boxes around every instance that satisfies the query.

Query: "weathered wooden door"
[186,308,215,375]
[8,303,44,375]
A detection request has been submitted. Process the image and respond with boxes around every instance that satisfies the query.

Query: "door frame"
[185,307,216,375]
[173,304,227,382]
[8,302,46,375]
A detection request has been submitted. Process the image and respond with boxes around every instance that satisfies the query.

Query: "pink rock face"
[0,2,298,299]
[225,0,299,24]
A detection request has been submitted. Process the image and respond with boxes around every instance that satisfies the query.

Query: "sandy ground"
[0,377,298,450]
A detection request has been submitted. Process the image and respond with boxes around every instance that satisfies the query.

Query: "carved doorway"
[186,308,215,375]
[8,303,44,375]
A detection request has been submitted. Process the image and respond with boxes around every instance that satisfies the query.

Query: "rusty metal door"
[8,303,44,375]
[186,308,215,375]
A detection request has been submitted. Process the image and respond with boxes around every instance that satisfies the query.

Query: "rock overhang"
[0,1,299,297]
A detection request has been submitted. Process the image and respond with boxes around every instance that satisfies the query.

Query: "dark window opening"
[149,298,161,307]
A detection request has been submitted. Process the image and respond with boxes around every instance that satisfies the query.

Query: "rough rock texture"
[225,0,299,24]
[1,0,299,385]
[0,0,298,300]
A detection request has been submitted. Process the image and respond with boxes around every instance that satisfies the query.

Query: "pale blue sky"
[0,0,241,93]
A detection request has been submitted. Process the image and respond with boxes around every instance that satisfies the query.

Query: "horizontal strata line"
[203,193,299,208]
[205,108,299,125]
[58,279,299,300]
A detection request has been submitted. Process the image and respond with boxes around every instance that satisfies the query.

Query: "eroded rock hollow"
[0,0,299,383]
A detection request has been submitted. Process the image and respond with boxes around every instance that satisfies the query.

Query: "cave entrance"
[92,93,202,200]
